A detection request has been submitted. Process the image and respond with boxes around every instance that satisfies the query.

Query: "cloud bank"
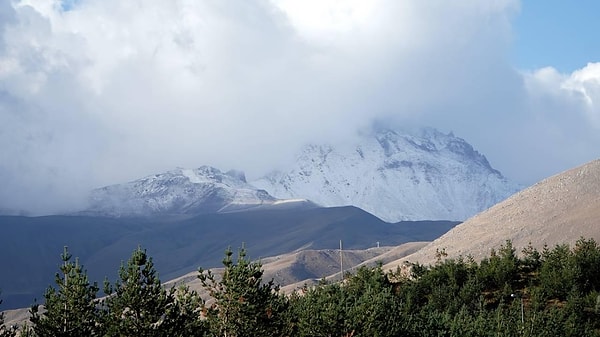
[1,0,599,214]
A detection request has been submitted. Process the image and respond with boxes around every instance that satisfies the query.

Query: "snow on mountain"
[251,127,521,222]
[86,166,281,217]
[84,128,520,221]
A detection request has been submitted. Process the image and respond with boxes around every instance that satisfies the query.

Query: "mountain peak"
[252,127,520,222]
[225,169,247,183]
[85,166,276,217]
[374,127,495,171]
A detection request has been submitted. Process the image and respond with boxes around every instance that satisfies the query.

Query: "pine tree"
[0,293,17,337]
[289,281,349,337]
[102,246,178,337]
[17,325,34,337]
[198,246,289,337]
[29,246,100,337]
[162,285,207,337]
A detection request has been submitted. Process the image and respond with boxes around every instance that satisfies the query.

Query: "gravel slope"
[385,159,600,269]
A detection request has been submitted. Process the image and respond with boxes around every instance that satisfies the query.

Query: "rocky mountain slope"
[85,166,310,217]
[384,158,600,269]
[253,127,520,222]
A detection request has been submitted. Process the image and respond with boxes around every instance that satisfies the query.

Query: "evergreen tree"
[0,293,17,337]
[102,246,177,337]
[344,265,406,336]
[539,243,576,300]
[291,266,407,337]
[290,280,348,337]
[162,285,207,337]
[476,240,519,304]
[198,246,289,337]
[29,246,100,337]
[17,325,34,337]
[572,238,600,293]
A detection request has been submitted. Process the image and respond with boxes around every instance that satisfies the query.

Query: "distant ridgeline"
[3,238,600,336]
[0,212,458,310]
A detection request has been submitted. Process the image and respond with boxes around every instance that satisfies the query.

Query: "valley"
[0,208,457,309]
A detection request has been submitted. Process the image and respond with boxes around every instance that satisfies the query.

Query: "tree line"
[2,238,600,336]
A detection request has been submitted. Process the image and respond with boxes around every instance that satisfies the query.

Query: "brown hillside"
[164,243,426,296]
[385,159,600,269]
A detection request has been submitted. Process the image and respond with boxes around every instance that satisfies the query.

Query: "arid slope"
[385,159,600,269]
[165,242,427,296]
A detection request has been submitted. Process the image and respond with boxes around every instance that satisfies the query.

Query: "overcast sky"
[1,0,599,215]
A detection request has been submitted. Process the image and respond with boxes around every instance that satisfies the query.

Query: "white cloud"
[561,63,600,126]
[0,0,598,214]
[506,63,600,182]
[525,63,600,138]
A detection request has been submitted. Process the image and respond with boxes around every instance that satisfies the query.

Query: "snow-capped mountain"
[86,166,296,217]
[252,127,521,222]
[84,128,520,221]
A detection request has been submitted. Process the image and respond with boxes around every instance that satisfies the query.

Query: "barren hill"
[164,242,427,296]
[385,159,600,269]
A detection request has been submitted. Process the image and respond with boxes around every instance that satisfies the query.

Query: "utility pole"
[63,246,70,333]
[520,297,524,324]
[511,293,524,324]
[339,240,343,282]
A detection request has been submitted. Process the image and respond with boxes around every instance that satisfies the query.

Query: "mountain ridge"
[84,166,310,217]
[0,209,458,309]
[76,127,520,222]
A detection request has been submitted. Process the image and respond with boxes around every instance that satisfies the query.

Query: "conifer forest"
[3,238,600,337]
